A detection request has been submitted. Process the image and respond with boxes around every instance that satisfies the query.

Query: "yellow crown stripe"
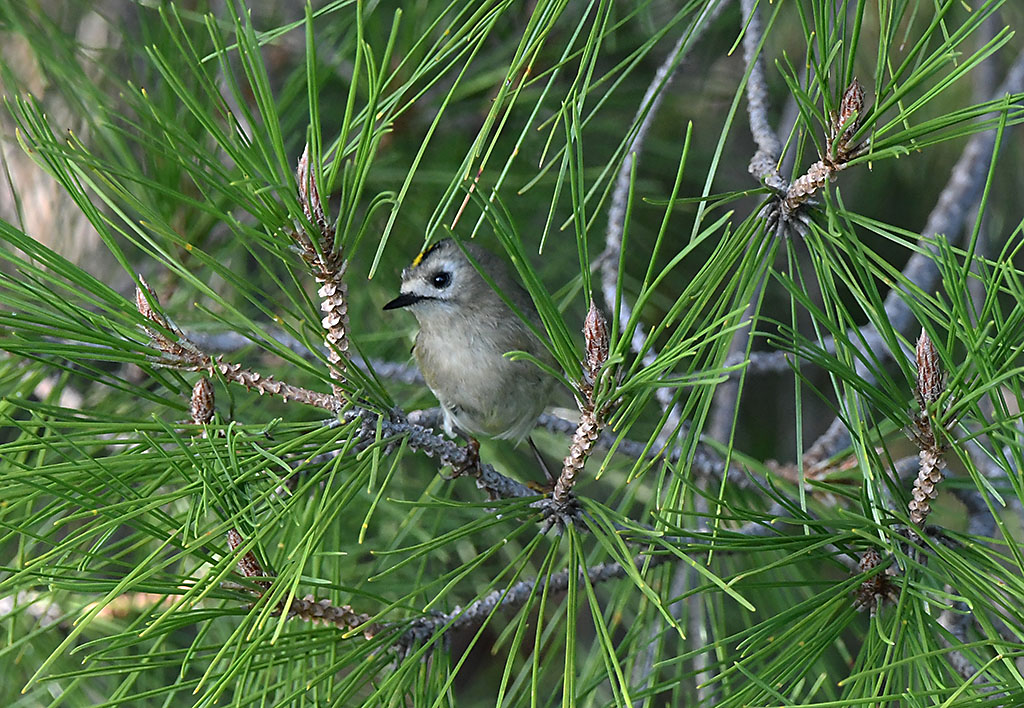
[411,241,441,268]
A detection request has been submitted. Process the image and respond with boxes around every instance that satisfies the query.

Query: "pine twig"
[741,0,871,239]
[136,277,342,412]
[226,527,380,639]
[536,412,730,482]
[225,529,272,591]
[188,327,427,385]
[279,595,378,638]
[404,406,738,492]
[740,0,785,191]
[792,48,1024,469]
[354,407,538,500]
[763,79,868,238]
[729,49,1024,386]
[392,553,671,659]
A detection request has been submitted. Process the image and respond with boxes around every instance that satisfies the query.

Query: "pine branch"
[599,1,729,441]
[740,0,785,191]
[797,47,1024,466]
[390,512,784,659]
[391,555,657,658]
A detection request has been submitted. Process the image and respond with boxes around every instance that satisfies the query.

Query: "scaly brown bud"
[294,144,349,397]
[915,329,945,409]
[296,143,328,239]
[583,301,610,381]
[135,276,166,328]
[837,78,865,140]
[226,529,270,588]
[853,548,898,616]
[226,528,243,551]
[858,548,880,573]
[190,377,215,426]
[551,303,611,504]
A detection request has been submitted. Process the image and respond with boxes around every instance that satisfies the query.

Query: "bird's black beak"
[383,292,423,310]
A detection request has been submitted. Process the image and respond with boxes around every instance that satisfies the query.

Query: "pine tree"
[2,1,1023,706]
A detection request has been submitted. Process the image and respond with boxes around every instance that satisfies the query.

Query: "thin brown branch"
[187,328,427,386]
[225,529,379,638]
[137,277,342,411]
[226,529,271,591]
[279,595,379,639]
[186,352,393,642]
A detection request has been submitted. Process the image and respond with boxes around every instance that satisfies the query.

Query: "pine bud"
[583,301,609,381]
[915,329,944,409]
[859,548,880,573]
[226,529,269,587]
[853,548,898,615]
[190,377,214,425]
[838,79,865,136]
[135,276,165,328]
[296,143,329,240]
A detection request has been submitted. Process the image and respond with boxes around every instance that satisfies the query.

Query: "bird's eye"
[430,271,452,289]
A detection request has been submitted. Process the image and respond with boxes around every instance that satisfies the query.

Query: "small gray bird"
[383,238,558,445]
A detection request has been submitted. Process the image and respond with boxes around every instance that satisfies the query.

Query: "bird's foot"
[444,437,481,479]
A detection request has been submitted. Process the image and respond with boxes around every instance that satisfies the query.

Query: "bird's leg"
[528,437,555,483]
[525,436,557,492]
